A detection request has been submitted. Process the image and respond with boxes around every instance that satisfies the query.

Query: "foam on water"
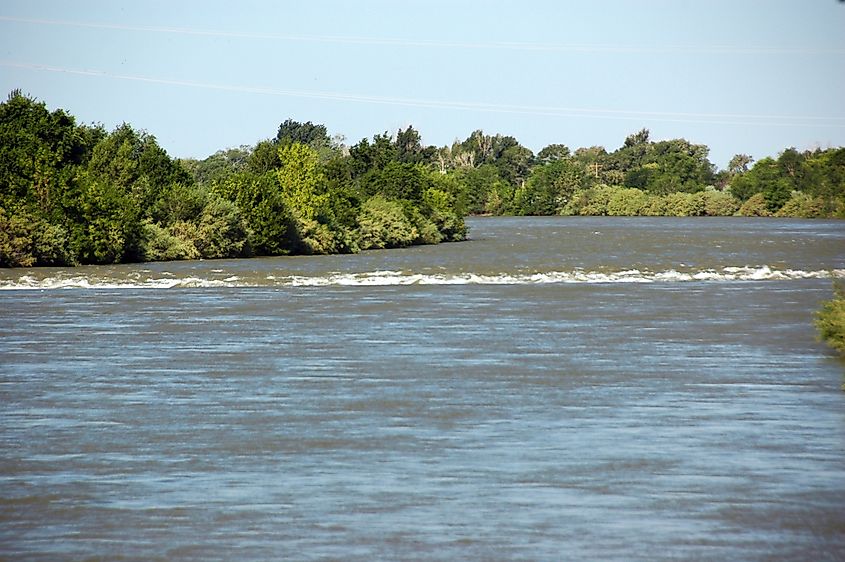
[1,266,842,290]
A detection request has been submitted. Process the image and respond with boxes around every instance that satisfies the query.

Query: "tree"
[87,123,190,212]
[186,145,251,186]
[537,144,570,164]
[276,118,330,148]
[641,139,714,194]
[573,146,609,186]
[0,207,70,266]
[624,128,650,148]
[348,133,398,177]
[214,171,296,256]
[514,159,584,215]
[496,144,534,186]
[74,175,143,264]
[0,91,89,218]
[246,140,281,174]
[277,142,329,221]
[360,161,429,203]
[728,153,754,176]
[448,164,510,215]
[394,125,435,164]
[422,186,466,242]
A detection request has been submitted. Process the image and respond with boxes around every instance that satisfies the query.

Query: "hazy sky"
[2,1,844,168]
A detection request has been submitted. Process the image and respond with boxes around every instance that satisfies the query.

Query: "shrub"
[702,190,740,216]
[423,188,467,242]
[738,193,772,217]
[640,194,668,216]
[141,221,199,262]
[664,193,698,216]
[295,218,345,255]
[775,192,827,218]
[195,198,249,258]
[816,281,845,356]
[356,196,417,250]
[567,185,617,216]
[607,187,649,216]
[1,208,71,267]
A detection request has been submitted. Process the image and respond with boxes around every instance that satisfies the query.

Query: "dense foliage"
[0,92,465,267]
[2,91,844,267]
[816,281,845,357]
[432,128,845,219]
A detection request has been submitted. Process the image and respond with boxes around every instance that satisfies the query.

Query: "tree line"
[2,91,844,267]
[0,92,465,267]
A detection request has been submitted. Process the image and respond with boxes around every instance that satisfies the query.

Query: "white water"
[2,265,842,290]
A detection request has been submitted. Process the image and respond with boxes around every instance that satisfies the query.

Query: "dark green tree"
[276,118,330,148]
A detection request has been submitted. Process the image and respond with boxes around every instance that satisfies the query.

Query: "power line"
[2,15,844,56]
[3,60,844,128]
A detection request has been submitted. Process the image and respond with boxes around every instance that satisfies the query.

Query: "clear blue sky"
[2,0,844,168]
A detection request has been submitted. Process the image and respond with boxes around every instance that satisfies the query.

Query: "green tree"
[536,144,570,164]
[0,91,89,219]
[640,139,714,194]
[360,161,429,203]
[185,145,251,186]
[87,123,190,213]
[606,187,650,216]
[74,175,143,264]
[422,186,467,242]
[737,192,772,217]
[215,171,296,256]
[277,142,328,222]
[728,153,754,176]
[394,125,436,164]
[701,190,740,216]
[609,129,651,175]
[246,140,281,174]
[448,164,510,215]
[514,158,584,215]
[276,118,330,148]
[194,197,249,258]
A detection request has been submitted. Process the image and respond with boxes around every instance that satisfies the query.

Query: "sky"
[1,0,844,169]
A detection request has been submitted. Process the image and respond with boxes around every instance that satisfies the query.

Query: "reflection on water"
[1,217,844,560]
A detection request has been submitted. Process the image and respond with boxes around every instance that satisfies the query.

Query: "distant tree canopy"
[2,92,844,268]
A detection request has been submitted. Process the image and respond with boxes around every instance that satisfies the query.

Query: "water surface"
[2,217,844,560]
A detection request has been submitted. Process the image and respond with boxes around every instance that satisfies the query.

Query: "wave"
[1,266,843,290]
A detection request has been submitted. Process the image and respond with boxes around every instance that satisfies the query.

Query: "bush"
[775,192,827,218]
[664,192,705,216]
[0,208,71,267]
[738,193,772,217]
[607,187,649,216]
[356,196,417,250]
[640,194,668,216]
[702,190,740,216]
[195,198,249,258]
[141,222,199,262]
[295,218,346,255]
[816,281,845,356]
[423,188,467,242]
[564,185,617,216]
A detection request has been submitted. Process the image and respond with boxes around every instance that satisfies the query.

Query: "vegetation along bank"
[1,91,844,268]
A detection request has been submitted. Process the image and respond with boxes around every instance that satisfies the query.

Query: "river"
[1,216,844,560]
